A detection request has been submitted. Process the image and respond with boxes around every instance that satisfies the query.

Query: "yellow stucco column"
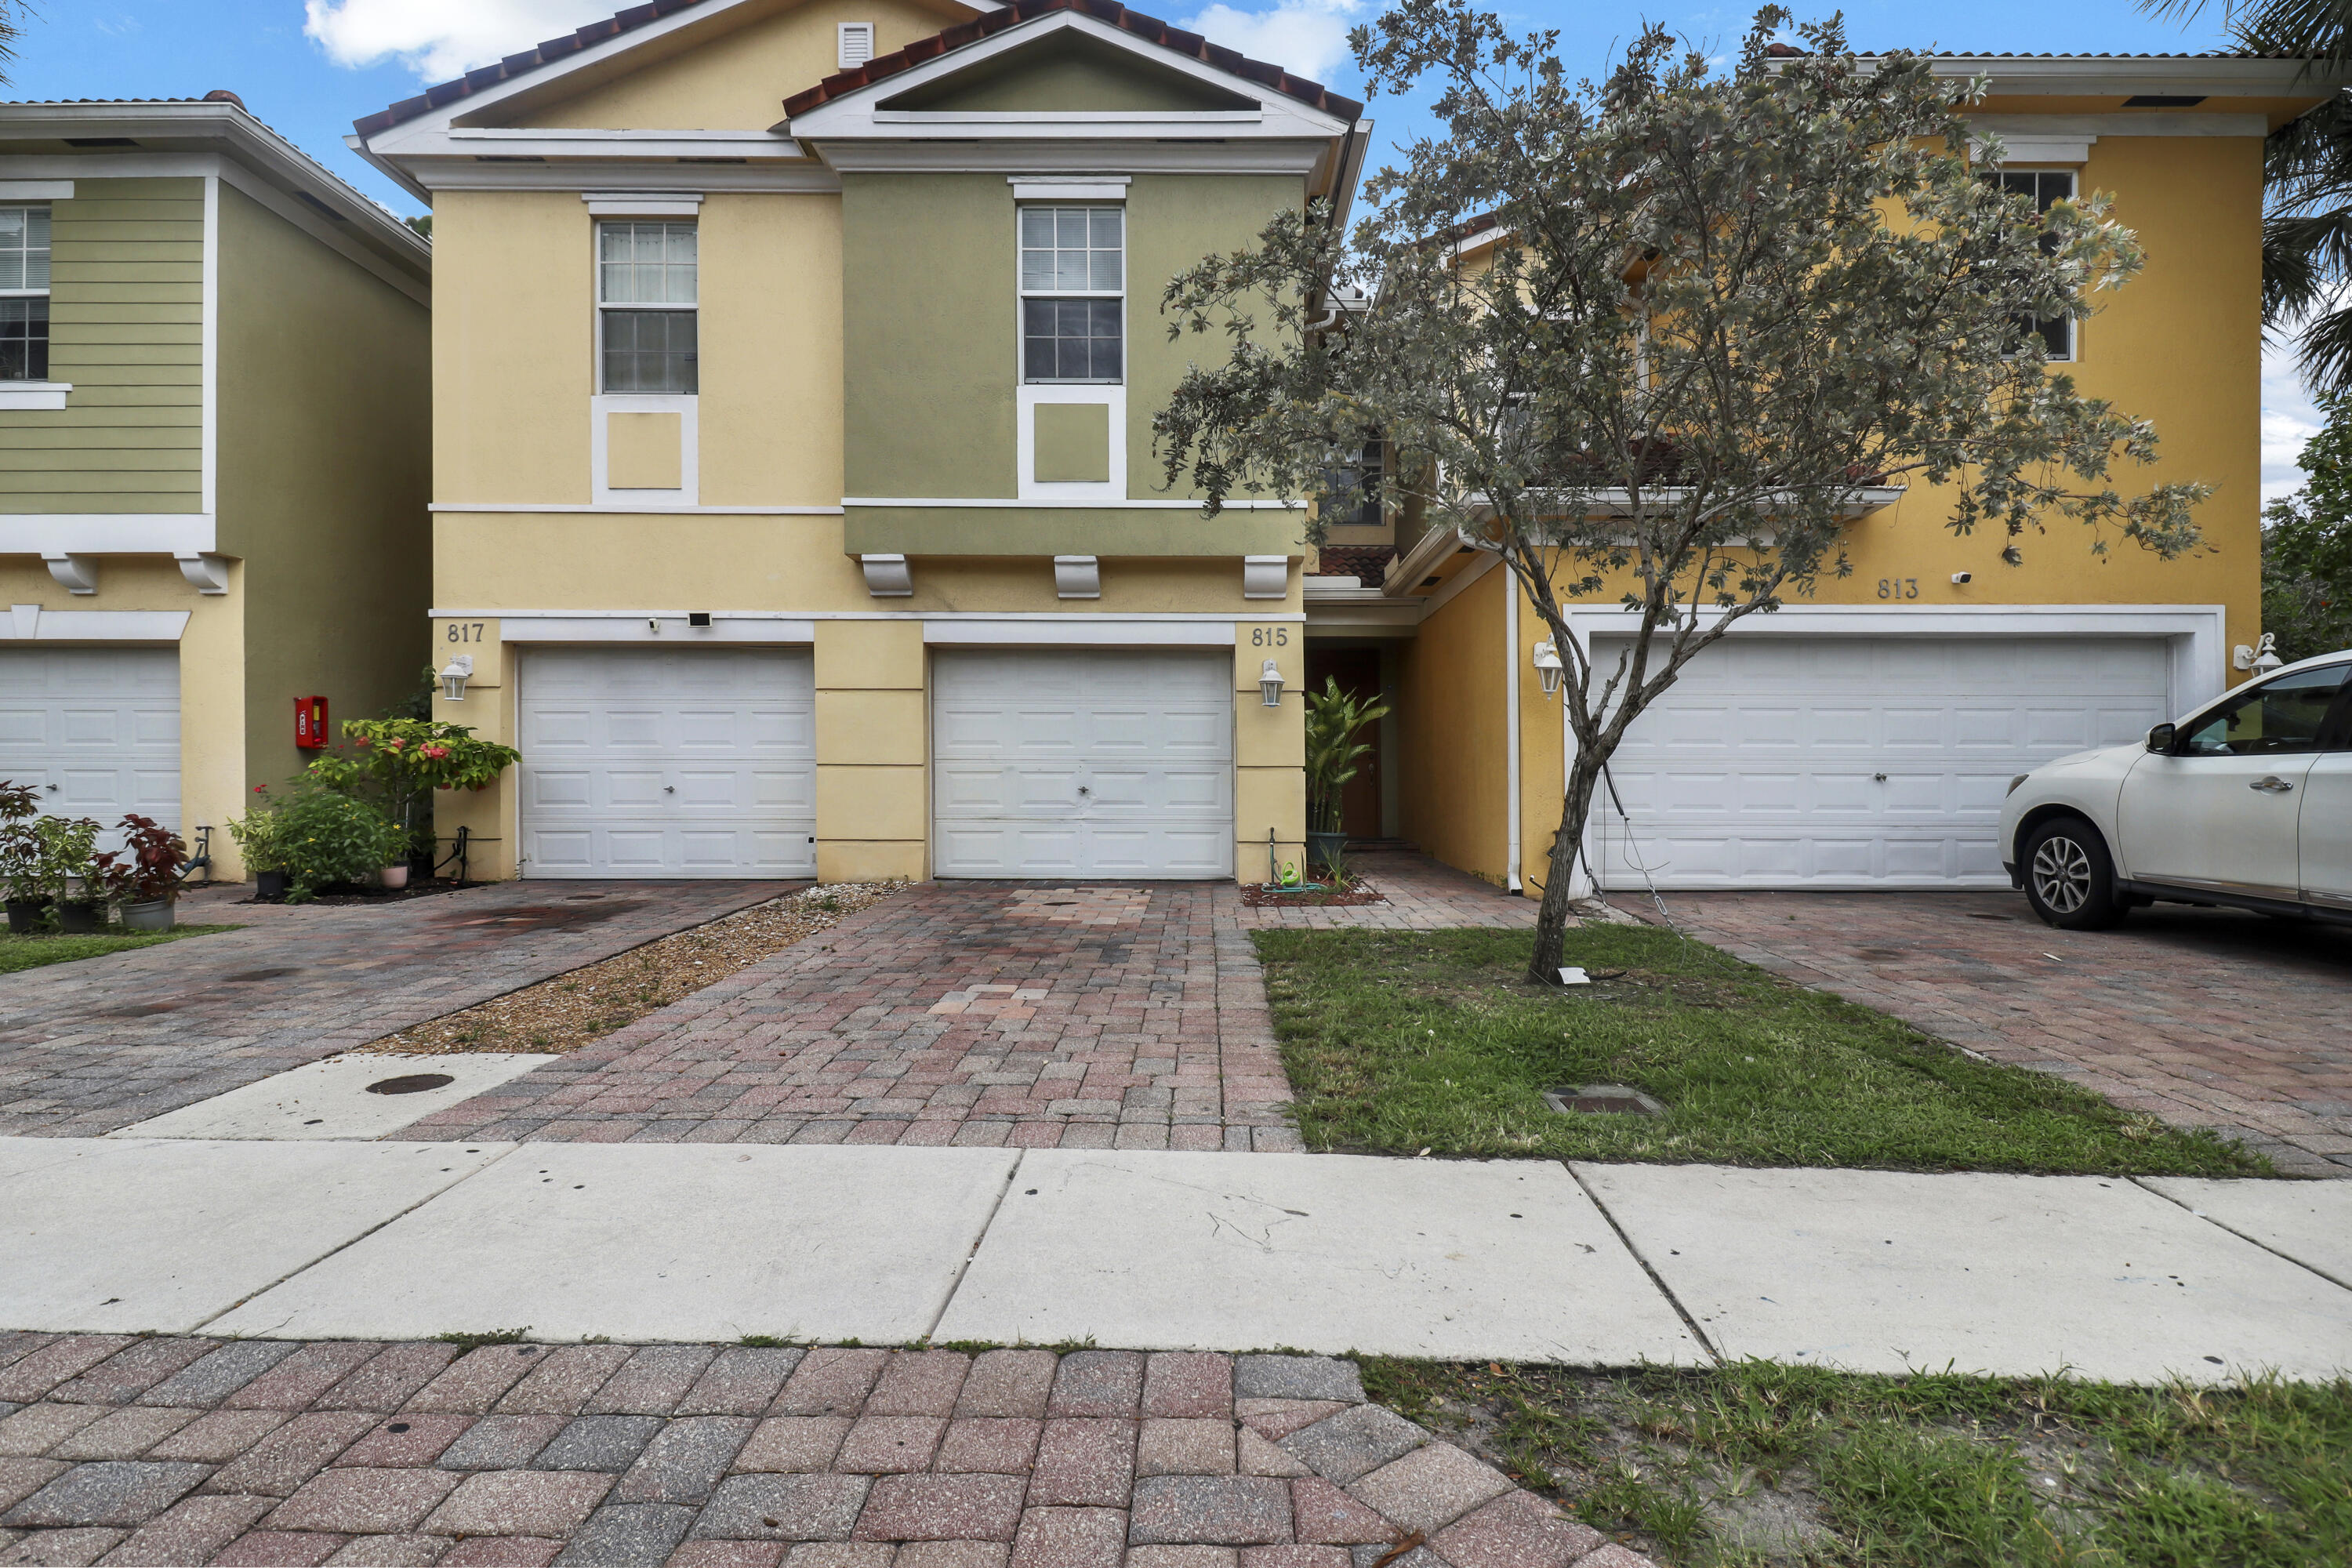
[430,619,517,880]
[1234,619,1305,885]
[815,619,927,883]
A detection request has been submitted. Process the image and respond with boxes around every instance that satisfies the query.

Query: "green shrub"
[273,785,408,895]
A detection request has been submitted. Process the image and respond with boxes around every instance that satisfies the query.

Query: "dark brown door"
[1305,646,1384,838]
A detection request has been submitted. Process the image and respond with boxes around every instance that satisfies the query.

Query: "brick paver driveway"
[0,1336,1654,1568]
[405,883,1303,1151]
[1663,890,2352,1174]
[0,881,798,1138]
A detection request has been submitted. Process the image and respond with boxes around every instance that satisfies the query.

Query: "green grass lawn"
[1362,1356,2351,1567]
[1256,925,2261,1175]
[0,924,240,975]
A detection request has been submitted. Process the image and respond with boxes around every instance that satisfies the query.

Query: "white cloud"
[1181,0,1362,82]
[304,0,597,81]
[2261,332,2325,506]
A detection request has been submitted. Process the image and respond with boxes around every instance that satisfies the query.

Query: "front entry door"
[2117,662,2350,901]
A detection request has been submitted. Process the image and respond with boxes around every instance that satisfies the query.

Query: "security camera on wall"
[1951,572,1973,585]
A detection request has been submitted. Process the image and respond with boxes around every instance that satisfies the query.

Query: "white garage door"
[934,648,1233,878]
[0,648,180,832]
[1588,634,2171,888]
[518,646,815,878]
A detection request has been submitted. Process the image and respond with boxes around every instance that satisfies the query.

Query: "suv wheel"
[2022,816,2128,931]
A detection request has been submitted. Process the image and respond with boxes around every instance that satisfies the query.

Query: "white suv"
[1998,650,2352,929]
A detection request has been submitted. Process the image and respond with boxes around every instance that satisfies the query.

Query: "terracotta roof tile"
[355,0,1360,140]
[1313,545,1396,587]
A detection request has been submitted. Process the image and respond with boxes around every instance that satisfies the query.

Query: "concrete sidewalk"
[3,1139,2347,1386]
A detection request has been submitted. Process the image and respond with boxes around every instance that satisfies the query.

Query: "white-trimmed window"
[597,220,697,394]
[1985,169,2076,362]
[838,22,875,67]
[1020,205,1123,383]
[0,206,51,382]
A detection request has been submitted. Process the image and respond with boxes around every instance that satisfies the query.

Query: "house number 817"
[445,622,486,642]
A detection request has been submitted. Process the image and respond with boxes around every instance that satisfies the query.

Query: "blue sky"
[12,0,2324,494]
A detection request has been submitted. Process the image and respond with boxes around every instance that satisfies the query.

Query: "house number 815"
[1876,579,1920,601]
[1250,627,1289,646]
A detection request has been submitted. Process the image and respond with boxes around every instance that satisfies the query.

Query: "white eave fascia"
[394,127,810,162]
[786,9,1352,140]
[394,156,842,194]
[807,139,1328,175]
[1877,54,2350,97]
[0,102,428,272]
[1461,485,1907,524]
[1381,521,1479,597]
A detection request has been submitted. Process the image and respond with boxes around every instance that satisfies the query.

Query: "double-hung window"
[598,220,697,394]
[1984,169,2076,361]
[0,206,51,382]
[1021,206,1122,383]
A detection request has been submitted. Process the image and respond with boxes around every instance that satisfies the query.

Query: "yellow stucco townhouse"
[0,96,432,879]
[1301,54,2340,902]
[353,0,1368,883]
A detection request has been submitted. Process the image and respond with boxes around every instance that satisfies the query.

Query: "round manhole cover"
[365,1073,456,1096]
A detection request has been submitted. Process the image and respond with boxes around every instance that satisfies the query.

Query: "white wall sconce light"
[2232,633,2284,674]
[1258,659,1286,707]
[1531,640,1564,698]
[441,654,474,702]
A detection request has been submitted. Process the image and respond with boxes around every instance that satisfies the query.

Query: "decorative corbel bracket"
[860,554,913,597]
[175,553,230,595]
[42,554,97,595]
[1054,555,1100,599]
[1242,555,1290,600]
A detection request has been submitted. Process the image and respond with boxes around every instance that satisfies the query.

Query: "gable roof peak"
[782,0,1362,121]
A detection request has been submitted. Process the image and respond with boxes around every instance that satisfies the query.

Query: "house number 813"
[1876,579,1920,601]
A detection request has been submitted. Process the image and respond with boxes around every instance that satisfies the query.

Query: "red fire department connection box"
[295,695,329,749]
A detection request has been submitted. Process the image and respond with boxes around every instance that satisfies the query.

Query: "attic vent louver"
[839,22,875,69]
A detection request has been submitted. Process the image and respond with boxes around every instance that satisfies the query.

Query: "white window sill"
[0,382,69,411]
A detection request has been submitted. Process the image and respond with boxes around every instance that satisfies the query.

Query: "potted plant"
[32,815,106,932]
[0,781,44,933]
[227,786,292,900]
[99,815,187,931]
[1303,677,1390,874]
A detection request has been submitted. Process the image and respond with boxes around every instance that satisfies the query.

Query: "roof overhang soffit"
[784,9,1351,142]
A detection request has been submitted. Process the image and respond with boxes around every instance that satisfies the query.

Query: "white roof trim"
[1917,55,2349,96]
[786,9,1350,141]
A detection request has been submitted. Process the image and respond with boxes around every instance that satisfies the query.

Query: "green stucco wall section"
[0,176,204,514]
[843,172,1017,500]
[881,35,1253,112]
[843,503,1306,556]
[1125,173,1301,499]
[845,167,1304,528]
[216,183,432,789]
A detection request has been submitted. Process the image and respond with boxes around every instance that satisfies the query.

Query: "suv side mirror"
[2146,723,2176,753]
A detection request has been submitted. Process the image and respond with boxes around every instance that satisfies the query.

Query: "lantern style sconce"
[1531,640,1564,698]
[441,654,474,702]
[1258,659,1286,708]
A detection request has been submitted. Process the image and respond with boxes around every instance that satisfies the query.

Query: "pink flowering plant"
[303,719,520,862]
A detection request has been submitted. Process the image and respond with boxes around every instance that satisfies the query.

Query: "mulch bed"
[1243,879,1389,908]
[366,881,902,1055]
[236,877,475,906]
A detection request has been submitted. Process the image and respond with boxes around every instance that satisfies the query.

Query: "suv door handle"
[2250,777,2295,793]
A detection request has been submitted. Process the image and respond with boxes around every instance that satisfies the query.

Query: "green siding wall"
[844,172,1018,499]
[1125,173,1301,499]
[216,183,431,789]
[0,176,205,514]
[880,35,1254,111]
[844,169,1307,520]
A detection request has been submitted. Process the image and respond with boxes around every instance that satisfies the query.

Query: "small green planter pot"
[120,898,175,932]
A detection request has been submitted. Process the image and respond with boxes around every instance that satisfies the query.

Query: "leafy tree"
[302,718,521,860]
[1153,2,2210,980]
[2264,398,2352,657]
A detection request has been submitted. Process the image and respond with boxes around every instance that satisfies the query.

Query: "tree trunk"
[1526,750,1606,982]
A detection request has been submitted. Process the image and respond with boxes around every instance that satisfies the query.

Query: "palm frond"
[2296,299,2352,393]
